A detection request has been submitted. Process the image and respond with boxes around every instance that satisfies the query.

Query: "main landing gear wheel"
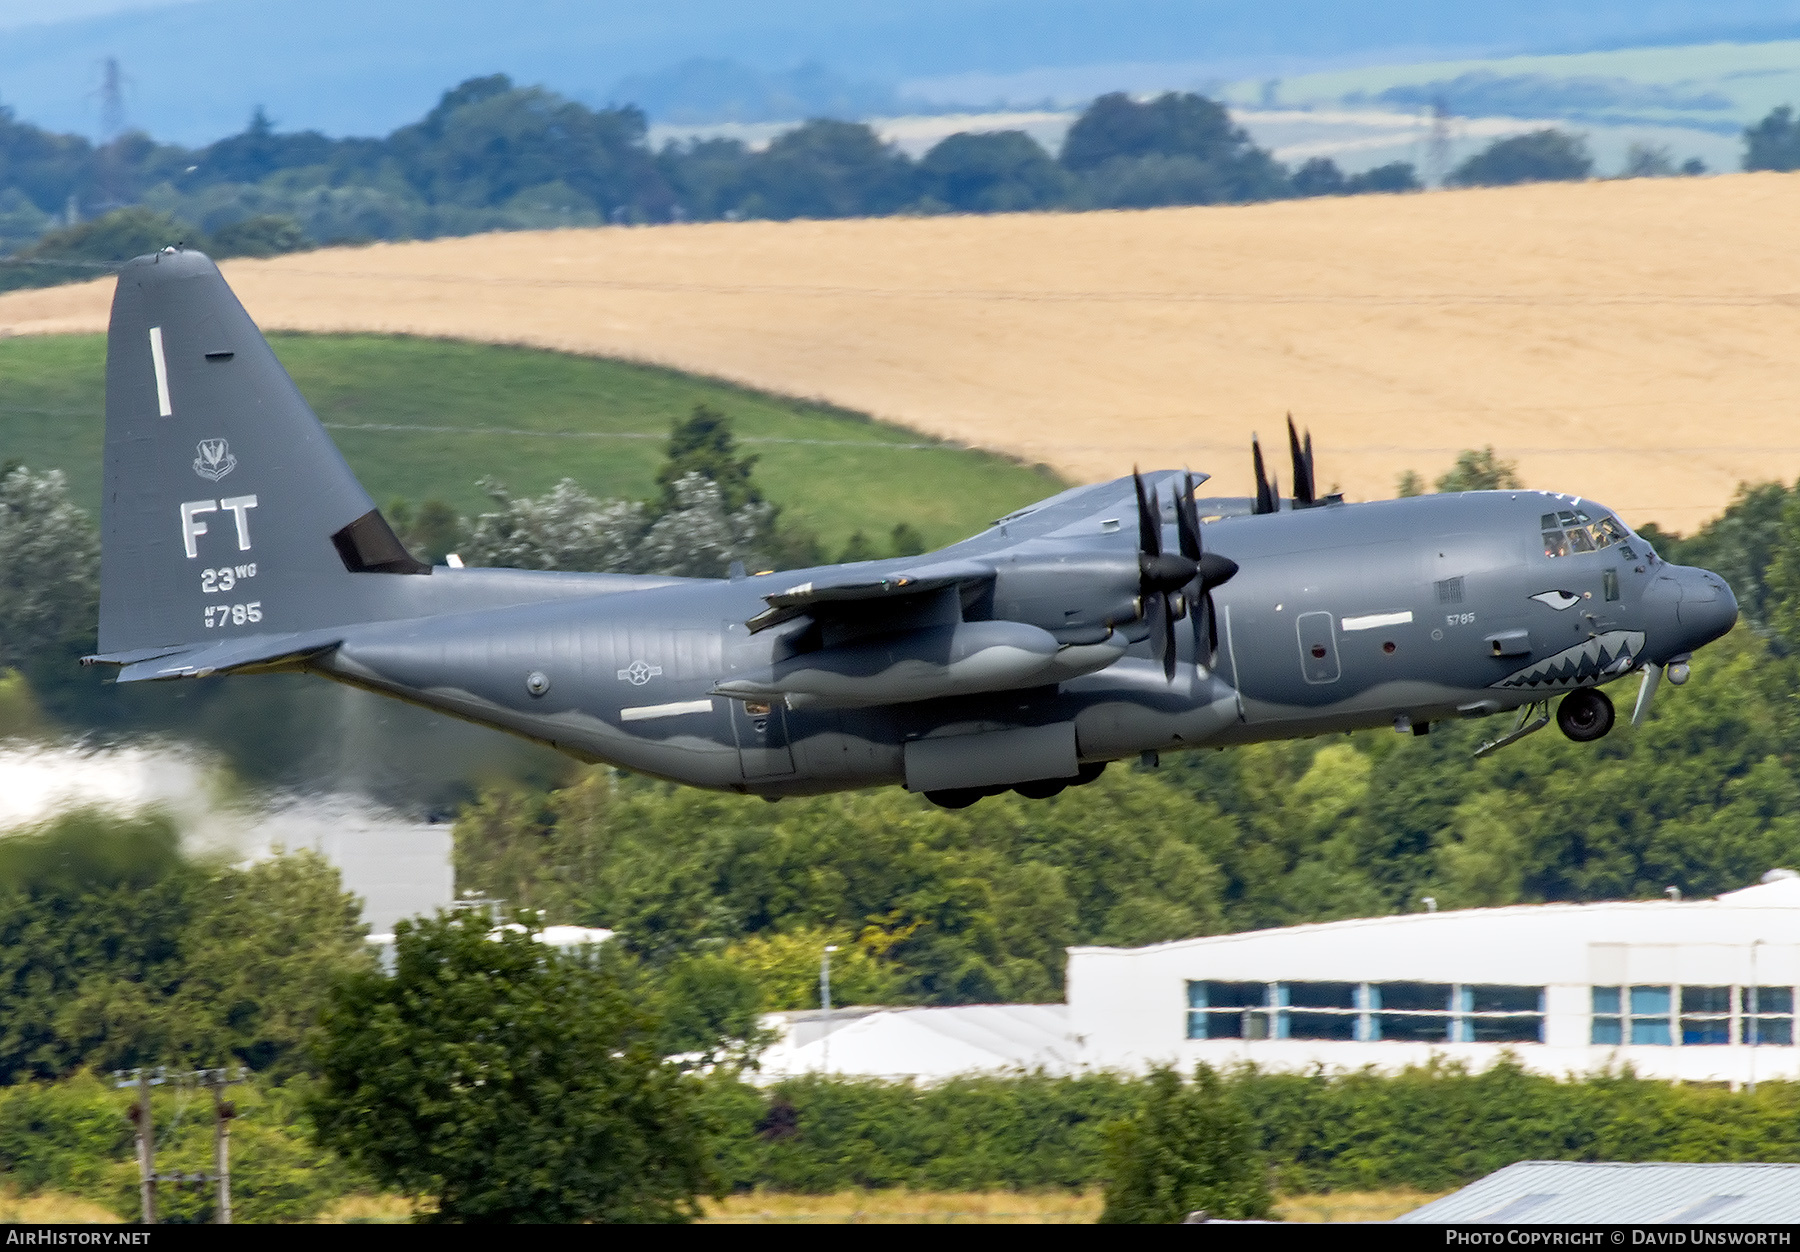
[925,788,985,809]
[1557,687,1615,742]
[925,762,1111,809]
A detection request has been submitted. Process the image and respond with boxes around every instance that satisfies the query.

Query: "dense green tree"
[1449,129,1593,186]
[207,212,311,258]
[311,911,717,1222]
[453,766,1231,1006]
[741,120,915,220]
[1291,157,1347,197]
[0,189,50,253]
[890,522,928,557]
[651,950,771,1066]
[1744,106,1800,172]
[1099,1066,1272,1223]
[1433,446,1522,492]
[918,130,1068,213]
[1060,92,1290,208]
[0,207,193,292]
[1349,161,1422,193]
[836,531,880,563]
[385,497,463,565]
[657,404,762,514]
[1063,92,1237,171]
[1290,160,1419,200]
[1662,480,1791,630]
[0,467,98,676]
[0,810,367,1083]
[658,137,753,219]
[188,108,341,188]
[387,77,671,219]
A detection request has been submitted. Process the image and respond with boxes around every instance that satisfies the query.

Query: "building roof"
[1066,875,1800,986]
[1400,1161,1800,1224]
[756,1004,1080,1082]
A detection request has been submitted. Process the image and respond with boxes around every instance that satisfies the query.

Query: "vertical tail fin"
[97,248,425,658]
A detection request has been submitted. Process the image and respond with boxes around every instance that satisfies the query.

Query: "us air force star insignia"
[193,438,237,482]
[617,660,662,685]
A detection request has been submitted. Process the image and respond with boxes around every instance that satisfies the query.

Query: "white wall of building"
[1067,877,1800,1085]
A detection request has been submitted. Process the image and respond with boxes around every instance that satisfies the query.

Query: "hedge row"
[6,1062,1799,1218]
[709,1062,1800,1195]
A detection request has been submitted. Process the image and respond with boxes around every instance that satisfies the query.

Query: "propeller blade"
[1176,470,1203,560]
[1206,591,1219,661]
[1162,593,1178,681]
[1287,415,1315,507]
[1251,438,1278,515]
[1144,589,1174,681]
[1133,470,1162,557]
[1631,663,1663,727]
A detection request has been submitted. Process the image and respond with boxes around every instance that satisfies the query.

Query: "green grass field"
[0,333,1064,553]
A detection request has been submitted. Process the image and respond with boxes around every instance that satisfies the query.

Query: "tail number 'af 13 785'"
[180,496,258,559]
[204,602,261,628]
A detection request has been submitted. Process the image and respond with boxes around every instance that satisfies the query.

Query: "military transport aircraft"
[84,250,1739,807]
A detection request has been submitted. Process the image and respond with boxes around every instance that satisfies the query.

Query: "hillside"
[8,173,1800,532]
[0,334,1057,550]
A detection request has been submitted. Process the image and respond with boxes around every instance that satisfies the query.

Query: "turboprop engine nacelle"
[714,620,1128,709]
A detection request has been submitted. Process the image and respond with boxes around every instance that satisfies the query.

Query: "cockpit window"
[1541,509,1631,559]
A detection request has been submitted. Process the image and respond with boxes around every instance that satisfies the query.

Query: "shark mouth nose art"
[1492,630,1646,690]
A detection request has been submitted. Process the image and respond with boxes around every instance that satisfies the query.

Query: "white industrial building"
[758,873,1800,1085]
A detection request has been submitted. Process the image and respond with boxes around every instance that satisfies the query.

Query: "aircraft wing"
[83,627,346,683]
[747,560,994,633]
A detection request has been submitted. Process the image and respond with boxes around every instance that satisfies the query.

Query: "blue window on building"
[1371,982,1455,1043]
[1186,981,1270,1040]
[1681,986,1732,1046]
[1629,985,1672,1046]
[1743,986,1795,1046]
[1592,986,1623,1045]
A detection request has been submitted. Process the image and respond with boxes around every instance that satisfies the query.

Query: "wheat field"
[9,174,1800,531]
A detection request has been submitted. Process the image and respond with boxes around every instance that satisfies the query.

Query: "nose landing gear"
[1557,687,1616,742]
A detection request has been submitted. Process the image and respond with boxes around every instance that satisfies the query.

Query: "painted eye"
[1530,591,1580,611]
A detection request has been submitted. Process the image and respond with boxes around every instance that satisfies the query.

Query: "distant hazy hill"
[5,0,1800,142]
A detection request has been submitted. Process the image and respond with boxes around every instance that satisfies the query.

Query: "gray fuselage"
[309,484,1736,798]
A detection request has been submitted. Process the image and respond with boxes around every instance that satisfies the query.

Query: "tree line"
[0,79,1416,276]
[13,875,1800,1222]
[13,72,1800,291]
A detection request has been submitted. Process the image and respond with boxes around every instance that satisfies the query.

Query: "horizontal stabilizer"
[84,627,345,683]
[747,561,993,633]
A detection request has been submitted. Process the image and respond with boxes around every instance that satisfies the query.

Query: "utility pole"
[820,944,837,1075]
[208,1068,237,1223]
[129,1070,156,1224]
[116,1066,247,1224]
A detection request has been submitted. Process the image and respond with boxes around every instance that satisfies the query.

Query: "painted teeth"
[1493,630,1645,690]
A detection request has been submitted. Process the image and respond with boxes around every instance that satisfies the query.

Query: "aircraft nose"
[1672,565,1738,651]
